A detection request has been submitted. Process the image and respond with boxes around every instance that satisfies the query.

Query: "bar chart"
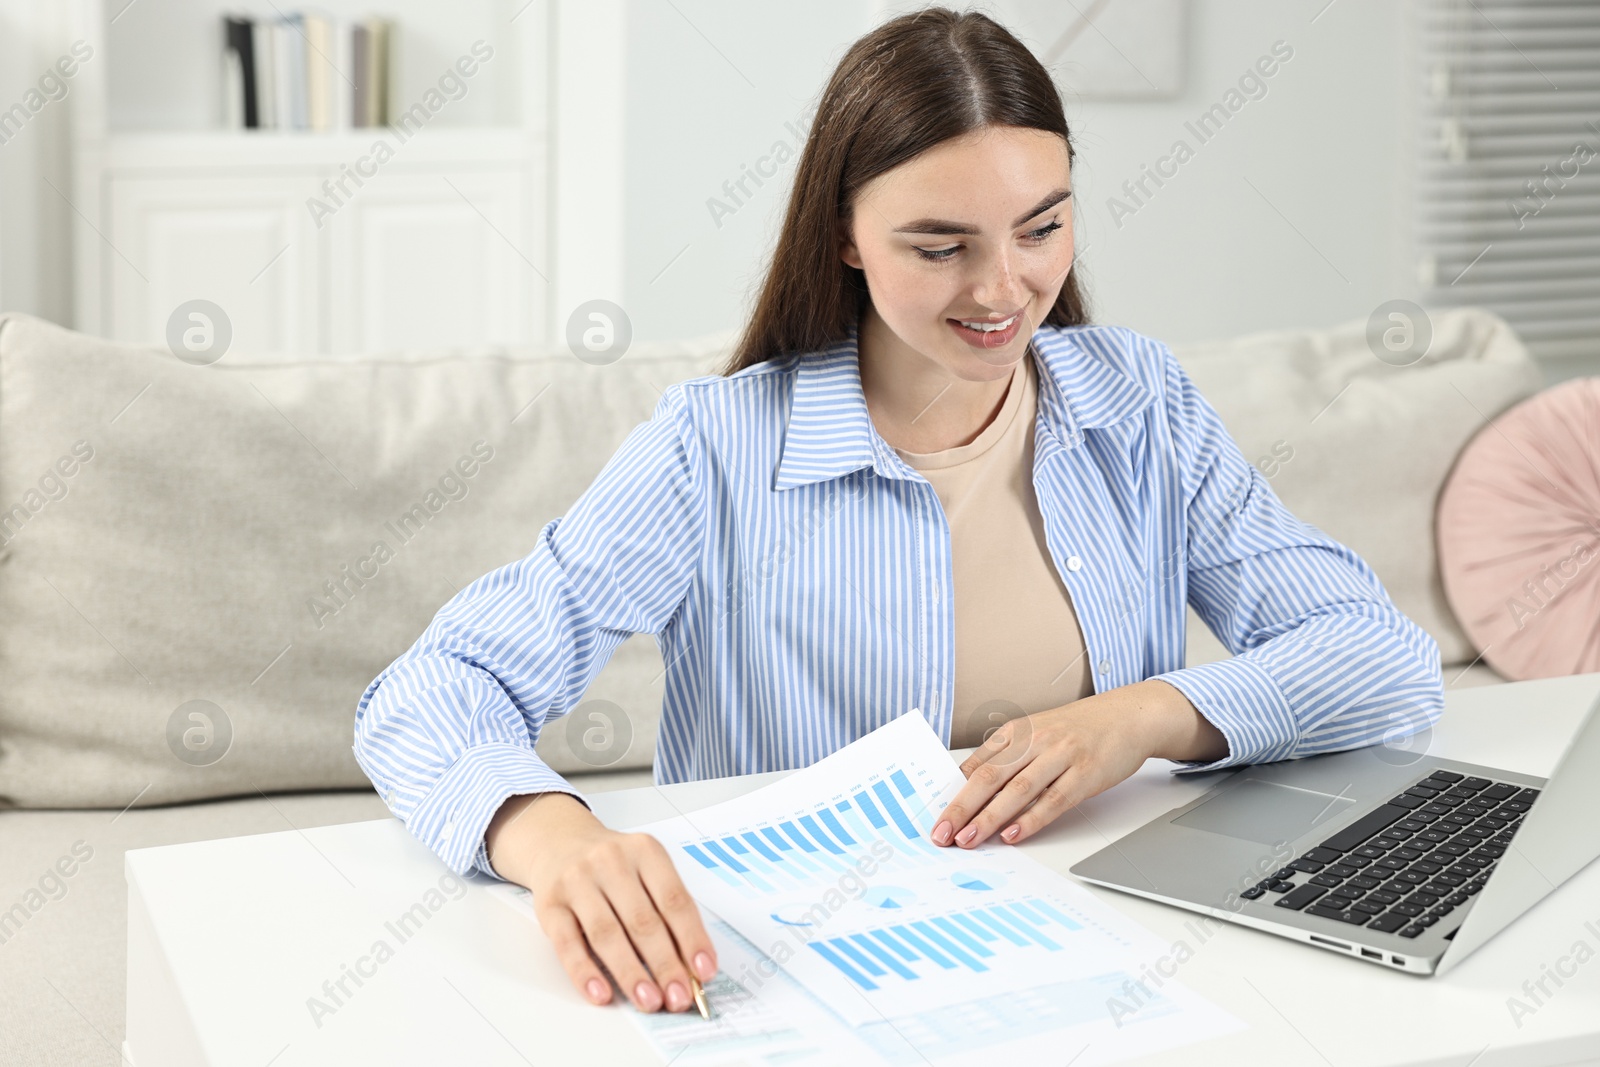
[805,897,1084,990]
[676,766,948,895]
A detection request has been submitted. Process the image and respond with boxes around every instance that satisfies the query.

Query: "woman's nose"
[973,248,1028,310]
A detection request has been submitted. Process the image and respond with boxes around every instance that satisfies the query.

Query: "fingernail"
[635,980,661,1010]
[586,977,608,1003]
[1001,824,1020,842]
[933,820,952,845]
[694,951,716,980]
[666,981,689,1011]
[956,824,977,846]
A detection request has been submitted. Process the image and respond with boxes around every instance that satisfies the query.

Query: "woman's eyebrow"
[892,187,1072,235]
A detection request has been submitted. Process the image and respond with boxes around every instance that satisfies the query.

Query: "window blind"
[1413,0,1600,365]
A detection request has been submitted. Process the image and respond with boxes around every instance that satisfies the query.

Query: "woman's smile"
[947,309,1026,349]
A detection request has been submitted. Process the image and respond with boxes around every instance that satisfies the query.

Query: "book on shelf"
[304,15,330,130]
[351,21,369,127]
[222,17,256,127]
[220,12,391,132]
[274,15,298,129]
[251,17,275,128]
[365,20,390,127]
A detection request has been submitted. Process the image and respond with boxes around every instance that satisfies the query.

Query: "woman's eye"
[913,219,1064,262]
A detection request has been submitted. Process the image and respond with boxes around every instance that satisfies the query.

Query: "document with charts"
[622,708,1245,1066]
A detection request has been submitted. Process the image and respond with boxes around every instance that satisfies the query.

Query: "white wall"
[620,0,872,343]
[0,0,76,324]
[618,0,1422,349]
[1060,0,1419,345]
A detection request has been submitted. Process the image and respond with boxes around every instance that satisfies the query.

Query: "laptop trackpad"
[1171,778,1356,845]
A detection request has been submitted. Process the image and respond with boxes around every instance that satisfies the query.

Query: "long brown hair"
[718,6,1090,377]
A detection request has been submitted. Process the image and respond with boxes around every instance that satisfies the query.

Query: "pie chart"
[951,870,1005,891]
[862,886,917,909]
[770,904,817,927]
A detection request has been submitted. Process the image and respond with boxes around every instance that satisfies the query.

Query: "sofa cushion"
[1172,307,1540,670]
[0,313,726,808]
[1437,377,1600,680]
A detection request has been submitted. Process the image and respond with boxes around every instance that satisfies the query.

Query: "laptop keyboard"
[1236,770,1540,939]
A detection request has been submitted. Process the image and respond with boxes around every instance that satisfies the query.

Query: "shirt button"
[1098,660,1112,675]
[932,583,942,602]
[1067,555,1084,572]
[441,820,455,840]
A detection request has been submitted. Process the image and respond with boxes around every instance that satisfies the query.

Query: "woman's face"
[840,124,1075,377]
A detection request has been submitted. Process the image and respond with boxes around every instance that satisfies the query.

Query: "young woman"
[355,7,1442,1017]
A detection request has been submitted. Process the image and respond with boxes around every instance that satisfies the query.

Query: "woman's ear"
[838,224,865,271]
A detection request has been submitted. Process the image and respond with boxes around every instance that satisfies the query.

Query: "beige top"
[891,351,1095,750]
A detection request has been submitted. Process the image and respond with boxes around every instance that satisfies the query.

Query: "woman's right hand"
[486,791,718,1012]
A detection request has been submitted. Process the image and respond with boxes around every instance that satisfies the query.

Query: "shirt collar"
[773,319,1154,492]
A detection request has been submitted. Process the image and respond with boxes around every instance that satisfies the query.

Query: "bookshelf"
[68,0,622,355]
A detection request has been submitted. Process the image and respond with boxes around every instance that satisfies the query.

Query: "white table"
[124,673,1600,1067]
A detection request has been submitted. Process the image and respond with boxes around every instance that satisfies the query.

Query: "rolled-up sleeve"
[353,384,708,878]
[1149,348,1444,774]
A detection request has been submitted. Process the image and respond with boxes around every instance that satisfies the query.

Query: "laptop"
[1069,690,1600,974]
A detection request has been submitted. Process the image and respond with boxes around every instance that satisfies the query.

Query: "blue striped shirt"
[353,322,1444,878]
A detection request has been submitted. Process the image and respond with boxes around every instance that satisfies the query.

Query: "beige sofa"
[0,307,1540,1065]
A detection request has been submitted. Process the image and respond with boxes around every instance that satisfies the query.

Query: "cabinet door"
[106,175,324,356]
[324,167,539,353]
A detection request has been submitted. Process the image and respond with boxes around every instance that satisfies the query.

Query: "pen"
[689,973,711,1020]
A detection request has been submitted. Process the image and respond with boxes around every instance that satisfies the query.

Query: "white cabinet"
[106,173,323,354]
[89,138,543,357]
[325,166,537,352]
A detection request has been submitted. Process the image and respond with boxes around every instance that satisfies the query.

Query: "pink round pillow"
[1437,378,1600,680]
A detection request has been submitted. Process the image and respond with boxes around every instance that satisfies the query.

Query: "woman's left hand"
[930,680,1228,848]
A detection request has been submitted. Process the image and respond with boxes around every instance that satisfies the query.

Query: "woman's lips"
[947,313,1023,349]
